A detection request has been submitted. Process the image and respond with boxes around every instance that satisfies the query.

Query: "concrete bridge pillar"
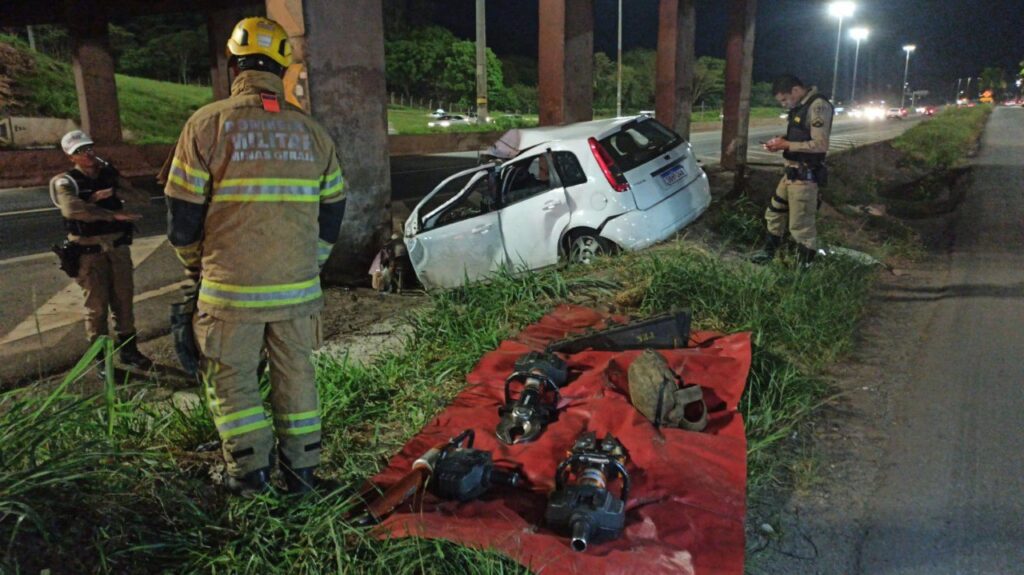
[266,0,311,112]
[268,0,391,282]
[538,0,594,126]
[206,7,256,101]
[655,0,696,140]
[720,0,757,175]
[66,2,121,145]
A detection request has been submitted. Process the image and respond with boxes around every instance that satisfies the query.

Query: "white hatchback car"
[404,116,711,289]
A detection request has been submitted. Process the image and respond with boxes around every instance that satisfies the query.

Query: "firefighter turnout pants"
[194,313,323,477]
[766,176,818,249]
[75,245,137,341]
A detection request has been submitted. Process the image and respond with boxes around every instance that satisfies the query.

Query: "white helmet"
[61,130,94,155]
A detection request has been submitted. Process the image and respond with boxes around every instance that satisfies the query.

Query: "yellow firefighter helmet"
[226,17,292,69]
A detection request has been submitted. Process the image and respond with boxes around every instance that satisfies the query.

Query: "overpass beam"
[720,0,757,175]
[655,0,696,139]
[274,0,390,282]
[538,0,593,126]
[66,3,121,144]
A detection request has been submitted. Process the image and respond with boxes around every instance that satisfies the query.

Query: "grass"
[115,75,212,144]
[1,244,875,572]
[1,34,212,145]
[892,105,992,169]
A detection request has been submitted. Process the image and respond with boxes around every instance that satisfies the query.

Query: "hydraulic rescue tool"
[544,309,692,354]
[355,429,521,526]
[545,432,630,552]
[496,351,569,445]
[428,429,522,502]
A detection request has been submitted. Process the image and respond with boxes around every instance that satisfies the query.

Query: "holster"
[51,239,84,278]
[170,284,201,379]
[784,163,828,187]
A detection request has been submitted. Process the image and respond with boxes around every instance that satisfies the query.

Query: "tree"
[165,27,206,85]
[979,66,1007,97]
[502,55,538,88]
[437,40,504,109]
[24,25,70,61]
[385,26,455,98]
[692,56,726,106]
[592,52,617,111]
[497,83,537,114]
[621,49,656,111]
[750,81,776,108]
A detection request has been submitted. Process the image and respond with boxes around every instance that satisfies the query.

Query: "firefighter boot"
[283,466,319,495]
[117,333,153,370]
[751,233,783,265]
[225,467,272,496]
[797,244,817,270]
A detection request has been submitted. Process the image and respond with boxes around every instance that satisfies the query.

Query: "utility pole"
[475,0,488,123]
[616,0,623,116]
[26,25,36,51]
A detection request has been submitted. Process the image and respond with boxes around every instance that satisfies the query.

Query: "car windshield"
[598,119,683,172]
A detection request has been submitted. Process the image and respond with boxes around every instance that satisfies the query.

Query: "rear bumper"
[599,172,711,251]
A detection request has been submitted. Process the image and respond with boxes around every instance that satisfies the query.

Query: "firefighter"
[164,17,346,495]
[52,130,153,373]
[754,75,834,266]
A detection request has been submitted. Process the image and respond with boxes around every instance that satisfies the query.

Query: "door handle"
[471,224,490,234]
[542,200,561,212]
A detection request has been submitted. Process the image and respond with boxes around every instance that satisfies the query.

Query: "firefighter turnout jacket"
[164,70,346,323]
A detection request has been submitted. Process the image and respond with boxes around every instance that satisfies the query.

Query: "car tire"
[566,230,616,265]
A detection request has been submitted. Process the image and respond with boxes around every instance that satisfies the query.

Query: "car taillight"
[588,137,630,193]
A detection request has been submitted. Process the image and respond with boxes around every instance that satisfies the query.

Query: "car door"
[404,165,507,289]
[496,152,571,270]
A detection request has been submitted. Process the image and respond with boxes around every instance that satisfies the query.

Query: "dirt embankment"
[0,41,34,114]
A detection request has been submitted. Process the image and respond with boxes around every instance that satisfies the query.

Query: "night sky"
[426,0,1024,104]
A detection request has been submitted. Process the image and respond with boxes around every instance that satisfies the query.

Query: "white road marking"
[0,236,176,345]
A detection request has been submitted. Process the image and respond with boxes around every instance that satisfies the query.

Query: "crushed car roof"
[485,116,639,159]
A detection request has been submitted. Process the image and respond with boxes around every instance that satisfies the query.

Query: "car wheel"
[567,231,615,265]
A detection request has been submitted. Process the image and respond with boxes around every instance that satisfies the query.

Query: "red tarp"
[371,305,750,574]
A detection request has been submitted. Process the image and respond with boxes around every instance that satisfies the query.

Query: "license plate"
[660,164,686,186]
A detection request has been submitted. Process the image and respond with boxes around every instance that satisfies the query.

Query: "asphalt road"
[0,116,917,260]
[857,106,1024,573]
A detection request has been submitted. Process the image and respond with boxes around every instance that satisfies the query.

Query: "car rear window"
[598,119,683,172]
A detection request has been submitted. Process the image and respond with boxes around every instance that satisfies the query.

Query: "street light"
[828,1,856,100]
[849,27,869,104]
[616,0,623,117]
[901,44,916,110]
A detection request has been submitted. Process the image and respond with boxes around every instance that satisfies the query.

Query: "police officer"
[754,75,834,266]
[164,17,345,495]
[52,130,153,372]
